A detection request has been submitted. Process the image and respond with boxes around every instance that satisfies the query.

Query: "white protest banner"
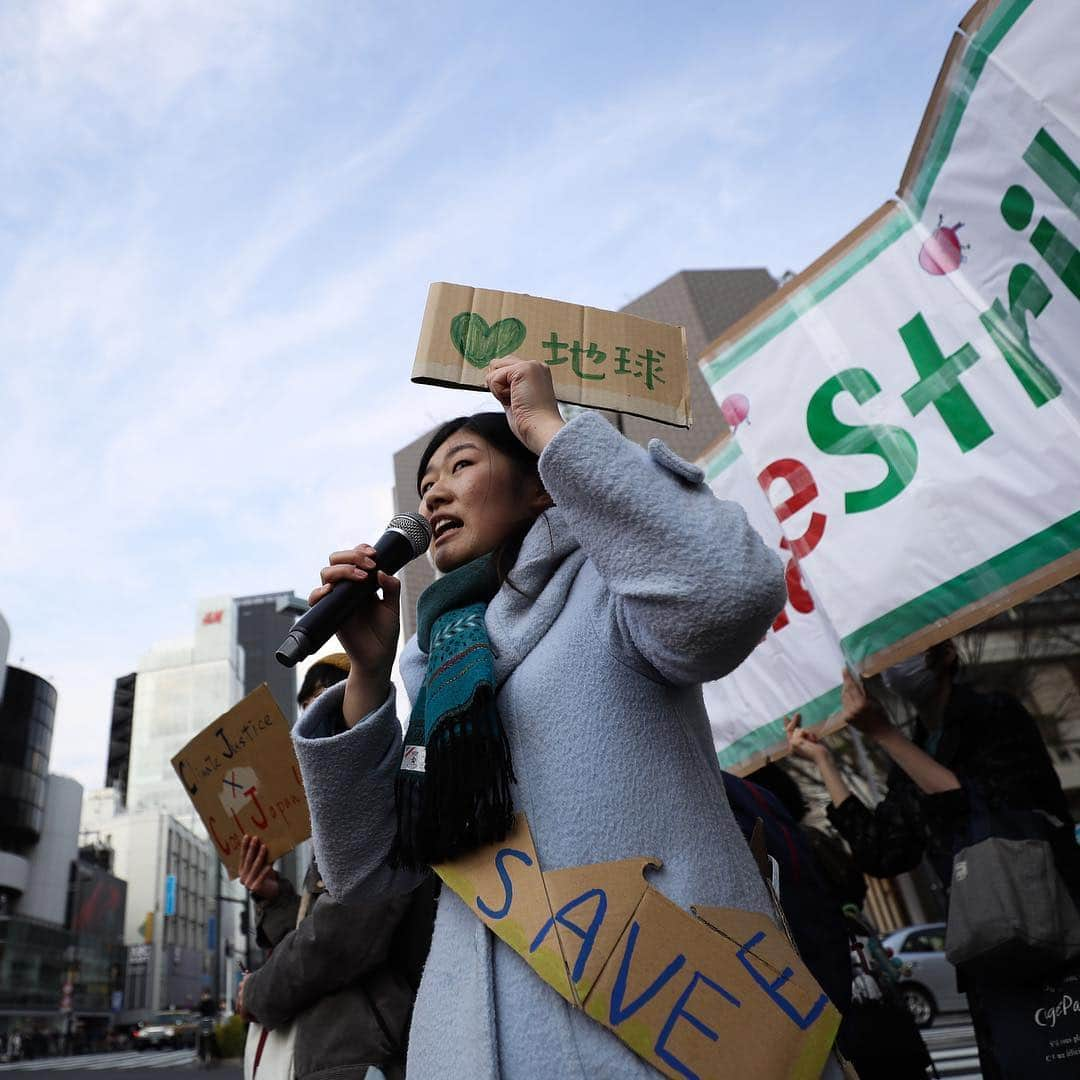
[699,437,847,774]
[701,0,1080,714]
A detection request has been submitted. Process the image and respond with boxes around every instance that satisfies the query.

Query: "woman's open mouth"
[432,516,464,547]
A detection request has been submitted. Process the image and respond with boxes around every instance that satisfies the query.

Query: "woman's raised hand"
[238,835,280,901]
[307,545,401,680]
[485,357,565,455]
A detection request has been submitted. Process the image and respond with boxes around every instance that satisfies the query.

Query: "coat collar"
[401,508,586,697]
[486,507,586,689]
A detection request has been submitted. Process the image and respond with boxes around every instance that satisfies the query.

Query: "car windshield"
[154,1013,184,1024]
[902,929,946,953]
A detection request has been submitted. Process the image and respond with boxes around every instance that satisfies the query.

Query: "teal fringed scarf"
[393,554,516,868]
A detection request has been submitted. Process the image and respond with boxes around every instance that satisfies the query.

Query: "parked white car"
[882,922,970,1026]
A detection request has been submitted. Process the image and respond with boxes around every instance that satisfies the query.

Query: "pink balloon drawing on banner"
[919,215,968,275]
[720,393,751,431]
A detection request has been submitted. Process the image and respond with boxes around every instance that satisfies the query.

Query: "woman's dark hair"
[417,412,547,585]
[416,412,540,494]
[748,762,808,823]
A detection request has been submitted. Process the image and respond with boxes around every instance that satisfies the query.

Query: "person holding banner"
[785,643,1077,902]
[787,642,1080,1079]
[291,357,796,1078]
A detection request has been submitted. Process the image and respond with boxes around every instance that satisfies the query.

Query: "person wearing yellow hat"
[297,652,351,711]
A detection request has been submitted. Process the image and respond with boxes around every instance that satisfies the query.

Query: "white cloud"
[1,0,279,132]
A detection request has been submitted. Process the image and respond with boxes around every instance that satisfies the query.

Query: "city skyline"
[1,0,971,789]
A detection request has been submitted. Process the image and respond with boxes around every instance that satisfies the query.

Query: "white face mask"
[881,654,940,706]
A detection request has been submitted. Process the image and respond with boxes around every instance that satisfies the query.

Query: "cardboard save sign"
[412,282,691,427]
[170,685,311,879]
[435,814,839,1079]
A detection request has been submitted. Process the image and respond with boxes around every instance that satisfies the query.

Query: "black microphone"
[275,512,432,668]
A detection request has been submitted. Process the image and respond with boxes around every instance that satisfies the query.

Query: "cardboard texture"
[434,813,574,1003]
[435,814,840,1079]
[695,0,1080,771]
[171,685,311,878]
[413,282,691,428]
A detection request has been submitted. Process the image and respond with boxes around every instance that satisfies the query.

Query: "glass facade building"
[105,674,135,804]
[0,668,57,856]
[235,592,303,727]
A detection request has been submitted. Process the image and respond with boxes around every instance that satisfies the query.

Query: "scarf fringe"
[392,691,516,870]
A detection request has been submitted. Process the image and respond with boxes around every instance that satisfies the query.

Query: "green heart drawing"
[449,312,527,369]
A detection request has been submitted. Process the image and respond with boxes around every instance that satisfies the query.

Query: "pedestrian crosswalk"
[0,1048,196,1071]
[922,1019,981,1078]
[0,1030,980,1076]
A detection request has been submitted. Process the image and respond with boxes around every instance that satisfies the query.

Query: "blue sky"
[0,0,971,789]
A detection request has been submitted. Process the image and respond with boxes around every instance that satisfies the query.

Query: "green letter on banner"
[807,368,918,514]
[979,264,1060,407]
[899,314,992,452]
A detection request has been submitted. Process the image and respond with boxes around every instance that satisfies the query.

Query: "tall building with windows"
[119,598,250,1012]
[0,664,57,875]
[104,673,135,805]
[0,642,126,1048]
[80,789,213,1015]
[391,268,779,638]
[235,592,306,726]
[125,597,245,824]
[113,591,309,1010]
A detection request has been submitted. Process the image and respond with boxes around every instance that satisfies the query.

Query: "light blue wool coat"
[293,411,789,1079]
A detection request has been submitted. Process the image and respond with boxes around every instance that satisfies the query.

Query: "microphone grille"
[389,512,432,557]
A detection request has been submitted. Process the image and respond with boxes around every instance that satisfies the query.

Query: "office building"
[125,597,245,824]
[0,650,125,1049]
[104,674,135,805]
[120,597,251,1011]
[80,789,214,1016]
[235,592,306,725]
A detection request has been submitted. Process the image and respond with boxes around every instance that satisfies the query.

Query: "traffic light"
[224,942,233,959]
[240,908,250,936]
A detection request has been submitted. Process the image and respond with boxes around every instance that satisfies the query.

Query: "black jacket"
[827,683,1078,896]
[245,860,437,1080]
[722,773,854,1014]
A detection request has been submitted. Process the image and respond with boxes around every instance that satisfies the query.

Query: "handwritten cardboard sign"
[435,815,839,1078]
[170,685,311,878]
[413,282,691,428]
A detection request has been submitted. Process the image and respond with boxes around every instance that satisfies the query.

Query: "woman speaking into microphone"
[292,357,787,1078]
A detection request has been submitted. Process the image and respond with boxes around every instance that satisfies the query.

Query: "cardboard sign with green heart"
[413,282,691,428]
